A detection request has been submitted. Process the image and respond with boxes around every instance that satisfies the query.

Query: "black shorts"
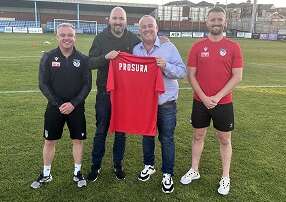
[191,100,234,132]
[43,104,87,140]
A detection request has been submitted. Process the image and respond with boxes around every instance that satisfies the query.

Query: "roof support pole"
[34,1,38,26]
[77,3,80,29]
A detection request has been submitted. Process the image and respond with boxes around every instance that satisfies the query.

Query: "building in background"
[157,0,286,34]
[0,0,285,34]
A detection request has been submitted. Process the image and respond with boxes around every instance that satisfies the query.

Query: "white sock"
[43,165,51,177]
[74,163,81,176]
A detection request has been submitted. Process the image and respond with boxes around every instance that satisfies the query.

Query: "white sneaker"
[73,171,87,188]
[180,168,200,185]
[162,173,174,194]
[217,176,230,195]
[31,172,53,189]
[138,165,156,182]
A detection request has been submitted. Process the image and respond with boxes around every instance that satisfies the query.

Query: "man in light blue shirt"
[133,15,186,194]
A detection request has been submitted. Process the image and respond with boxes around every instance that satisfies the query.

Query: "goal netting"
[53,19,98,35]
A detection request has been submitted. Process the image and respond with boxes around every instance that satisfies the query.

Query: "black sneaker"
[87,167,101,182]
[30,172,53,189]
[73,171,87,188]
[114,167,126,180]
[161,173,174,194]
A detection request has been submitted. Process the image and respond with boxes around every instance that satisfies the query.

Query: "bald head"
[109,7,127,37]
[109,7,126,20]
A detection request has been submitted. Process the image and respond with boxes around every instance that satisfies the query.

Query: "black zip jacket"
[39,47,92,107]
[88,26,140,92]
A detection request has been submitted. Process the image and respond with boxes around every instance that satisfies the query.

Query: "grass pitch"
[0,33,286,201]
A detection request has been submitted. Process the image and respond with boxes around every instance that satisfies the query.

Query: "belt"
[160,100,176,106]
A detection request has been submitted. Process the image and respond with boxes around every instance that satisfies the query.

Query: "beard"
[111,24,125,35]
[209,25,224,35]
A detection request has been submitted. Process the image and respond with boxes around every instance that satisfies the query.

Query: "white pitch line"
[0,90,40,94]
[180,86,286,90]
[237,85,286,88]
[0,89,97,94]
[1,86,286,94]
[0,56,40,59]
[247,62,286,68]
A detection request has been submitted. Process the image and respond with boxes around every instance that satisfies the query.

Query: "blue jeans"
[143,101,177,176]
[91,91,126,169]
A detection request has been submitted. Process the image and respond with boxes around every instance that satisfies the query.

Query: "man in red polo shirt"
[180,7,243,196]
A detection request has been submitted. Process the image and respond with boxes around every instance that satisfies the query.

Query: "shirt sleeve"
[88,36,108,70]
[163,43,187,79]
[155,67,165,94]
[232,42,244,68]
[106,60,115,92]
[71,56,92,107]
[187,45,198,68]
[38,53,63,107]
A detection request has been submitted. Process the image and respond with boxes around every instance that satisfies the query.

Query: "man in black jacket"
[87,7,140,181]
[31,23,92,189]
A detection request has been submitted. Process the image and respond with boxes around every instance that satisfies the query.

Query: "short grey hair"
[138,15,157,26]
[56,23,75,33]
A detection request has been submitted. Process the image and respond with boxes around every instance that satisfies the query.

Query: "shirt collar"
[57,47,76,58]
[139,36,160,50]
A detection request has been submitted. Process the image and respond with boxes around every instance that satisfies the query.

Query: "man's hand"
[59,102,75,115]
[156,57,166,71]
[105,50,119,60]
[209,95,222,107]
[202,96,217,109]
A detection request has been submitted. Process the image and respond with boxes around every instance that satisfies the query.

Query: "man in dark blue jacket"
[31,23,92,189]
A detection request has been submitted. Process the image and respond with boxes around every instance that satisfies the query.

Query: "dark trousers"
[142,101,177,176]
[91,91,126,169]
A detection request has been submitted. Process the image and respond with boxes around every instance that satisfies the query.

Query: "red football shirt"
[107,52,165,136]
[188,37,243,104]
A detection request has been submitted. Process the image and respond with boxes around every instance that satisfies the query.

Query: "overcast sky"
[102,0,286,7]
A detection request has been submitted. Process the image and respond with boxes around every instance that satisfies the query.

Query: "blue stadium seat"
[0,20,40,28]
[44,21,139,34]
